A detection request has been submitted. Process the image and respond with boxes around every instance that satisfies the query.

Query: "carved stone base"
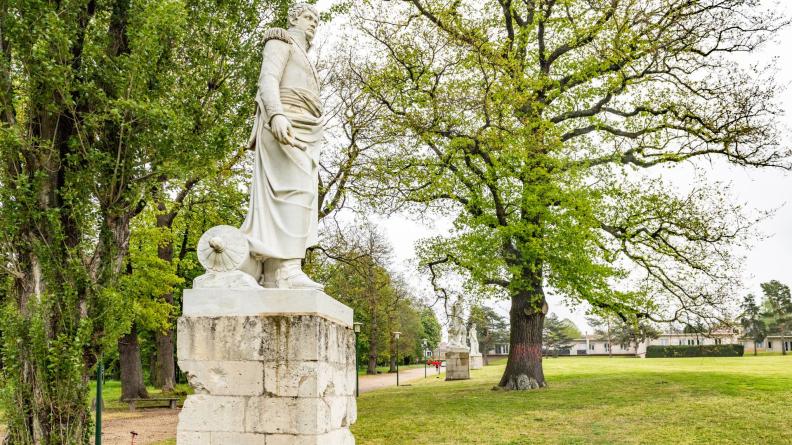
[445,348,470,381]
[469,353,483,370]
[176,289,356,445]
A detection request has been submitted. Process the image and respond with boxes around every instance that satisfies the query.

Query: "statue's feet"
[261,259,324,290]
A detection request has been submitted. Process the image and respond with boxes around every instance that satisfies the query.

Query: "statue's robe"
[241,28,323,260]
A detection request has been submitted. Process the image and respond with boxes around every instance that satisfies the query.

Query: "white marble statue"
[447,299,468,349]
[240,2,323,290]
[468,323,480,355]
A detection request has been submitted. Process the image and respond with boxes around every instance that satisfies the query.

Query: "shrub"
[646,344,744,358]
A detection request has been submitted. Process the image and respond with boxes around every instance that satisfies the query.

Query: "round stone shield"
[196,225,250,272]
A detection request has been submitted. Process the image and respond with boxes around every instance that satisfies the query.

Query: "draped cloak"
[241,29,323,260]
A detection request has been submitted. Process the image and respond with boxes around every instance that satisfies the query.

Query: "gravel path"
[359,365,442,393]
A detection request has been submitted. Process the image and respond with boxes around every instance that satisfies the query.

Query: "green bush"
[646,344,744,358]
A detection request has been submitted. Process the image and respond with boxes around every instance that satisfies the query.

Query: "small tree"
[740,294,766,356]
[761,281,792,355]
[419,307,442,357]
[612,319,661,357]
[467,304,508,365]
[543,314,574,357]
[587,315,616,357]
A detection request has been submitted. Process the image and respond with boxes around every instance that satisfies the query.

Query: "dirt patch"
[97,410,179,445]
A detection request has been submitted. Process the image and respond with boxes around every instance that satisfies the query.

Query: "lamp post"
[95,354,103,445]
[421,338,428,378]
[353,322,362,397]
[393,331,401,386]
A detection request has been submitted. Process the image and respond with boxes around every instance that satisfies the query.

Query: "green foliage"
[543,314,574,355]
[419,307,442,354]
[346,0,788,385]
[741,294,766,347]
[645,344,744,358]
[0,0,295,441]
[467,304,508,355]
[761,280,792,339]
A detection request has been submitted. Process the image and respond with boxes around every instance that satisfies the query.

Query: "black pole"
[95,355,103,445]
[395,340,399,386]
[354,331,359,397]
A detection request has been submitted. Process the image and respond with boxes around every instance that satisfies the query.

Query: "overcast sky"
[317,1,792,332]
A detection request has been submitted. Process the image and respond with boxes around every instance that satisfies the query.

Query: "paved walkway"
[359,365,443,393]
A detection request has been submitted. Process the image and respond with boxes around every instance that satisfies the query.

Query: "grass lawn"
[352,355,792,444]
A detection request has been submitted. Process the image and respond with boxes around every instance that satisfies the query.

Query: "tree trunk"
[119,323,149,400]
[156,329,176,392]
[782,332,787,355]
[154,208,178,391]
[754,341,757,356]
[388,337,397,372]
[498,288,547,390]
[367,321,378,375]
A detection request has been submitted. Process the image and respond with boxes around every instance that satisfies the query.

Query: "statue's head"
[288,3,320,43]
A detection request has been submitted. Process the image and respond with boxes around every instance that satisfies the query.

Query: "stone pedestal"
[176,288,356,445]
[469,353,483,370]
[444,347,470,381]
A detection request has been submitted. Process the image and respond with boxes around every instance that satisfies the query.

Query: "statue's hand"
[270,115,308,151]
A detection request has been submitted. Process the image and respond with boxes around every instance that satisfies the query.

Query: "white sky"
[316,1,792,332]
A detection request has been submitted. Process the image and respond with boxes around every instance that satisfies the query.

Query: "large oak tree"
[347,0,788,389]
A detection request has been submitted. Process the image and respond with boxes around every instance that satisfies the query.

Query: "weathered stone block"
[445,349,471,381]
[176,431,210,445]
[262,316,354,364]
[245,397,324,435]
[266,429,355,445]
[177,394,245,432]
[178,316,268,362]
[179,360,264,396]
[211,431,267,445]
[469,353,483,370]
[263,361,353,398]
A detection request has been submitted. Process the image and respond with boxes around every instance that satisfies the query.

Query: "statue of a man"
[468,323,480,355]
[448,299,468,348]
[241,3,323,290]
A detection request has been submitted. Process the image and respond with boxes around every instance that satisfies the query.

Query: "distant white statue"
[447,299,468,349]
[468,323,480,355]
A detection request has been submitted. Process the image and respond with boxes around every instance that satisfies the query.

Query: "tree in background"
[347,0,788,390]
[740,294,766,356]
[419,307,442,358]
[587,315,616,357]
[611,319,661,357]
[317,223,400,373]
[559,318,582,341]
[761,280,792,355]
[543,314,574,357]
[467,305,509,365]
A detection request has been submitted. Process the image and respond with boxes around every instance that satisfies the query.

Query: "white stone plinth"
[177,289,356,445]
[182,288,353,328]
[445,347,470,381]
[469,353,483,370]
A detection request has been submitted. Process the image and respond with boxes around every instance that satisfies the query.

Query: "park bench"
[123,397,179,411]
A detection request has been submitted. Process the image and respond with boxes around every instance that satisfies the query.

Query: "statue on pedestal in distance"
[469,323,480,355]
[448,299,468,349]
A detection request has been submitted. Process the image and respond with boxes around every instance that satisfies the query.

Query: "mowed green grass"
[352,356,792,445]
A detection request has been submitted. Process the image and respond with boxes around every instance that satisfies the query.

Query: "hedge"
[645,344,744,358]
